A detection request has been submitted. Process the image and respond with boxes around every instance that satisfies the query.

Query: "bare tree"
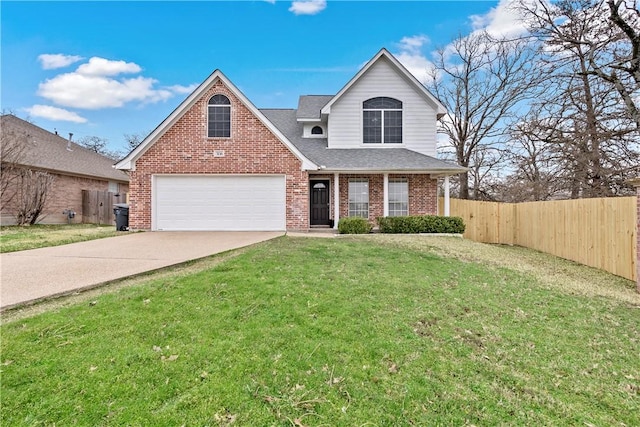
[521,0,640,127]
[13,169,55,225]
[123,132,146,151]
[0,115,30,206]
[428,31,541,199]
[603,0,640,126]
[515,0,640,198]
[77,135,123,160]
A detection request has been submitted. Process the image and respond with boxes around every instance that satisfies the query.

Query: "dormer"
[297,95,331,139]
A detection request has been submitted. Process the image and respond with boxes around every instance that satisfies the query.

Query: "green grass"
[1,236,639,426]
[0,224,123,253]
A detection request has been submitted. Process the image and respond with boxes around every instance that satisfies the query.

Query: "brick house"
[115,49,465,231]
[0,115,130,225]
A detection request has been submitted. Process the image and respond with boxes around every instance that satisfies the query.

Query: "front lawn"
[0,224,123,253]
[1,237,638,425]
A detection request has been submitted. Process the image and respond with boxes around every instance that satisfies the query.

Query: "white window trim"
[207,95,232,139]
[388,177,409,217]
[362,98,403,145]
[348,178,369,218]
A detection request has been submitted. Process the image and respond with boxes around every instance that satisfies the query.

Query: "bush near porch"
[337,217,373,234]
[377,215,465,234]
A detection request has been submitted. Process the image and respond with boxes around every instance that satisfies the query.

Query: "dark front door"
[310,180,330,226]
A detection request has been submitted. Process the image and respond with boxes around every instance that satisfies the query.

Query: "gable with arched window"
[363,97,402,144]
[208,94,231,138]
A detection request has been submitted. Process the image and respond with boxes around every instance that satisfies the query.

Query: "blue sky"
[1,0,514,155]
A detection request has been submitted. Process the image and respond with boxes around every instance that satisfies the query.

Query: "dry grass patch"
[365,234,639,306]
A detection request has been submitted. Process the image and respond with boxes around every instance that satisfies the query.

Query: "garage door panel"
[154,175,286,231]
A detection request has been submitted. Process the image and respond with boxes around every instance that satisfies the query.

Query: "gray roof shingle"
[295,95,333,120]
[261,109,465,173]
[1,115,129,182]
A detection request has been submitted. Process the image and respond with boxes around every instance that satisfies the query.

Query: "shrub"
[338,217,373,234]
[377,215,465,234]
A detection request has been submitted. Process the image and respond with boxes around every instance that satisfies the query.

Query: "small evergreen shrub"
[377,215,465,234]
[338,217,373,234]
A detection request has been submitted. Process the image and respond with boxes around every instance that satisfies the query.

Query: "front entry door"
[310,180,330,226]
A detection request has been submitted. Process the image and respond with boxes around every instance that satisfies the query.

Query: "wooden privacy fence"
[82,190,128,225]
[438,196,637,281]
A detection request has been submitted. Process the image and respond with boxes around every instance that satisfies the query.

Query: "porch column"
[444,175,450,217]
[333,173,340,229]
[383,173,389,217]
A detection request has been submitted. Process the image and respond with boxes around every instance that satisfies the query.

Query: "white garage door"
[154,175,286,231]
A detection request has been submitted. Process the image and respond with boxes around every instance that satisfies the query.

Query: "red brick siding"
[402,174,438,215]
[337,174,438,225]
[129,80,308,230]
[0,169,128,225]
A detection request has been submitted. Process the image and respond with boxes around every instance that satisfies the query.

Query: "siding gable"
[327,56,439,157]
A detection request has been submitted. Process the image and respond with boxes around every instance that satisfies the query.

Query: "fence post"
[630,178,640,293]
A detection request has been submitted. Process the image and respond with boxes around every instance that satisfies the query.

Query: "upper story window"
[208,94,231,138]
[311,126,324,135]
[363,97,402,144]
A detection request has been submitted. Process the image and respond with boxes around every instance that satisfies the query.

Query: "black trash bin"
[113,203,129,231]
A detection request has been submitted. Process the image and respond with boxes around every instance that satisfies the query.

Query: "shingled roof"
[1,115,129,182]
[295,95,333,121]
[261,109,465,173]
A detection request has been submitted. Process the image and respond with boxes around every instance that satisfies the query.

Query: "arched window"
[311,125,324,135]
[363,97,402,144]
[208,94,231,138]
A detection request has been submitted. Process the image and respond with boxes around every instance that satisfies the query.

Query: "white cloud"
[38,73,172,109]
[166,83,198,94]
[24,105,87,123]
[38,54,84,70]
[393,34,435,84]
[76,57,141,76]
[289,0,326,15]
[36,56,193,110]
[399,35,430,54]
[469,0,530,38]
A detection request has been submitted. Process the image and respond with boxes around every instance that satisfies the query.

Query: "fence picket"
[439,196,637,281]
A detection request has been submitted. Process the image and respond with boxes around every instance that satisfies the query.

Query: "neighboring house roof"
[320,48,447,118]
[0,115,129,182]
[296,95,333,121]
[115,70,317,171]
[262,109,465,174]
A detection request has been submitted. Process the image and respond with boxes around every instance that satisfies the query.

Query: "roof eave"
[313,167,467,175]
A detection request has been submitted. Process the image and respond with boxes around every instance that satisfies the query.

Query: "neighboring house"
[0,115,130,225]
[115,48,465,231]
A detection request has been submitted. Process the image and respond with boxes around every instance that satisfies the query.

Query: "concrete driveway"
[0,231,283,310]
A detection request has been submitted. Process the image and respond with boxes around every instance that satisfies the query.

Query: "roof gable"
[320,48,446,118]
[115,70,317,171]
